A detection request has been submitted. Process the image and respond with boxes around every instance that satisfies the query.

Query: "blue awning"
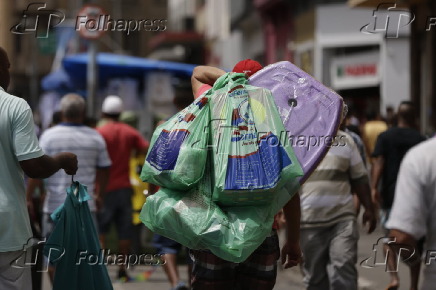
[61,52,197,88]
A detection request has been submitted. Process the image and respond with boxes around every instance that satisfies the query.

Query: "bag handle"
[212,72,247,91]
[68,181,92,202]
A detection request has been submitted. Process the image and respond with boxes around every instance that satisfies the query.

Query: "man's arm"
[281,193,302,269]
[14,102,77,178]
[133,130,150,157]
[388,229,420,266]
[19,153,78,179]
[191,66,226,97]
[385,147,427,267]
[370,132,385,206]
[26,178,43,220]
[351,182,377,233]
[348,134,377,233]
[371,156,384,205]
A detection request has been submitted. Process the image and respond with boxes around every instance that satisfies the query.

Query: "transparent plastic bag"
[139,158,299,263]
[208,73,303,205]
[140,96,210,190]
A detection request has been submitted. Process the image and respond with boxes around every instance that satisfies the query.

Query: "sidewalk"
[41,225,412,289]
[42,262,305,290]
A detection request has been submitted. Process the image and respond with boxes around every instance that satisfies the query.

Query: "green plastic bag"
[44,182,113,290]
[208,73,303,206]
[139,159,300,263]
[140,95,210,190]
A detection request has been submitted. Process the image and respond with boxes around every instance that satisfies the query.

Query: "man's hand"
[362,209,377,234]
[55,152,78,175]
[27,199,35,221]
[281,241,303,269]
[191,65,226,97]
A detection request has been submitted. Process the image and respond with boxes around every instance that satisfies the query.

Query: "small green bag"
[140,95,211,190]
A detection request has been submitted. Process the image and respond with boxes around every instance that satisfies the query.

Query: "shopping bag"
[140,95,211,190]
[208,73,303,205]
[44,182,113,290]
[139,158,299,263]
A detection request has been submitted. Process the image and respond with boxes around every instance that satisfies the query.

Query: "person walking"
[362,111,387,165]
[97,95,149,280]
[371,101,426,290]
[0,46,77,290]
[188,61,303,290]
[299,130,377,290]
[386,136,436,290]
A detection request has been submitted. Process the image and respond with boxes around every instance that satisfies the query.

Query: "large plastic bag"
[139,159,299,263]
[44,182,113,290]
[208,73,303,205]
[140,96,210,190]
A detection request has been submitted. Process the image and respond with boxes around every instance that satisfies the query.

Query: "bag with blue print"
[140,94,211,190]
[208,73,303,206]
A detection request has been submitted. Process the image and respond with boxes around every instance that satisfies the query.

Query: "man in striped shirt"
[299,130,376,290]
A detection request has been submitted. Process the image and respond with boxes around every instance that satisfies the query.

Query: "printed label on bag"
[224,133,292,190]
[147,129,189,171]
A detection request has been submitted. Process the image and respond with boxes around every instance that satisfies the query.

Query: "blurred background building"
[0,0,434,135]
[349,0,436,135]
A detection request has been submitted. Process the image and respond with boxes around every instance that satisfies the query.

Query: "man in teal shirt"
[0,46,77,290]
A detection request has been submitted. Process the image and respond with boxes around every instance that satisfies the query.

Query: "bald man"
[371,101,426,290]
[0,47,78,290]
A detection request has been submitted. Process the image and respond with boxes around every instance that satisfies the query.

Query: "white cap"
[102,95,123,114]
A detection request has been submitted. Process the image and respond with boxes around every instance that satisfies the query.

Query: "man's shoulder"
[78,126,107,141]
[340,129,355,140]
[42,125,100,138]
[0,91,29,114]
[40,125,62,138]
[398,138,436,177]
[336,130,356,147]
[406,138,436,159]
[112,122,141,136]
[98,121,129,131]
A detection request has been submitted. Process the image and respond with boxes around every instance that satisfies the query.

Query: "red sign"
[76,5,107,39]
[344,64,377,77]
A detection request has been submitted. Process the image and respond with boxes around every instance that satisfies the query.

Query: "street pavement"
[41,225,415,289]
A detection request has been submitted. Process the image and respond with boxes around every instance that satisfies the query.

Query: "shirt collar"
[59,122,84,127]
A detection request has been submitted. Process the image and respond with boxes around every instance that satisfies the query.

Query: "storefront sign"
[331,51,380,90]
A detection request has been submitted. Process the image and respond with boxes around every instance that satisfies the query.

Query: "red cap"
[232,59,263,77]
